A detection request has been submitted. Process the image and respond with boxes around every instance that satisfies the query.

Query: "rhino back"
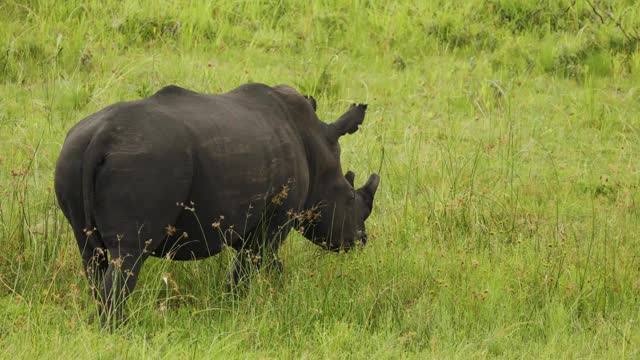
[142,84,312,258]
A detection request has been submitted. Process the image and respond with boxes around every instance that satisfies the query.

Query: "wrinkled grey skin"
[54,83,380,326]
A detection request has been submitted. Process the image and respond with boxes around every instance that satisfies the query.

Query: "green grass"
[1,0,640,358]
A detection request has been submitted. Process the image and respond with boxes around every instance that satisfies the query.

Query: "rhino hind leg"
[69,220,109,307]
[98,240,149,328]
[95,220,181,328]
[55,151,110,311]
[90,149,193,327]
[83,235,109,303]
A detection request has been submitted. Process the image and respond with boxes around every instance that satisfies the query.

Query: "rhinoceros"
[54,83,380,324]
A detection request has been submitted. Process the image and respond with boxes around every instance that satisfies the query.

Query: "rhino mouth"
[320,231,367,252]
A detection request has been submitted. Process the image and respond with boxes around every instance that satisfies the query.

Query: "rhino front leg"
[226,223,289,291]
[226,247,261,290]
[226,242,281,291]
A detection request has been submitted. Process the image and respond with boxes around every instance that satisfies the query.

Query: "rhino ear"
[327,103,367,142]
[345,170,355,187]
[304,95,317,111]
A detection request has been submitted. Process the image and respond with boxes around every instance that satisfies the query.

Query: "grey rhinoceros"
[54,83,380,325]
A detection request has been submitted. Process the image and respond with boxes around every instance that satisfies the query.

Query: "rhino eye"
[349,190,356,200]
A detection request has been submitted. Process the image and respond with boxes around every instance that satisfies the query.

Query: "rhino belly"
[151,227,224,260]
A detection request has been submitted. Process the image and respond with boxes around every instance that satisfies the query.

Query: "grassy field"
[1,0,640,358]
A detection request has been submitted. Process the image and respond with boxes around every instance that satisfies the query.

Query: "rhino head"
[300,99,380,251]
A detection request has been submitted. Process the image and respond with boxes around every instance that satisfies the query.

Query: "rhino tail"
[81,126,107,243]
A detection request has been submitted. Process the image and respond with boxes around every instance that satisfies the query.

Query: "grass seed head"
[165,224,176,236]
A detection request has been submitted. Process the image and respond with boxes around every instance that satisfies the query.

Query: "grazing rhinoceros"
[54,83,380,325]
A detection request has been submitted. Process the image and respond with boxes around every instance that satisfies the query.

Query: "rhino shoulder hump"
[153,85,193,97]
